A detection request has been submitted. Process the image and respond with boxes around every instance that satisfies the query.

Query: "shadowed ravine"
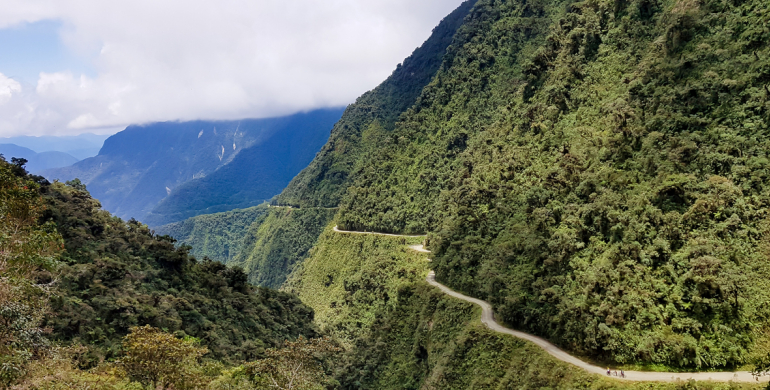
[332,226,769,383]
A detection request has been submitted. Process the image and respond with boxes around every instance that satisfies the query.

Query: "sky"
[0,0,467,137]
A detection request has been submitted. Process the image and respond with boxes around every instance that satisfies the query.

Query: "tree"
[0,157,62,386]
[242,337,340,390]
[118,325,208,389]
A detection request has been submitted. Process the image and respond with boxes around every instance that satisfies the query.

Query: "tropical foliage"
[229,207,337,289]
[40,180,317,364]
[0,157,62,387]
[331,0,770,369]
[118,325,210,389]
[155,205,269,265]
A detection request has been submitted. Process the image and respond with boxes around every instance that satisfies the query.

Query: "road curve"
[333,227,768,383]
[333,225,427,238]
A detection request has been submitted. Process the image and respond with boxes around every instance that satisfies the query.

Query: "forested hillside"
[143,0,770,385]
[154,205,270,265]
[288,224,749,389]
[331,0,770,369]
[40,179,318,364]
[227,207,337,289]
[0,157,333,389]
[162,0,478,290]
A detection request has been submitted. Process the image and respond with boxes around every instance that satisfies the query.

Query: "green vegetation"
[283,223,429,346]
[284,222,761,389]
[155,205,269,265]
[16,326,338,390]
[337,283,761,390]
[229,207,337,289]
[40,180,317,365]
[118,325,211,389]
[332,0,770,369]
[219,336,341,390]
[275,0,478,208]
[0,157,63,386]
[159,206,335,289]
[0,157,329,388]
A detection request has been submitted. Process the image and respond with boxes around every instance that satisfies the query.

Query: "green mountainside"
[156,205,336,289]
[328,0,770,369]
[288,224,745,389]
[162,0,479,290]
[275,0,479,209]
[0,157,327,389]
[128,0,770,385]
[39,180,317,364]
[154,205,270,265]
[227,207,337,289]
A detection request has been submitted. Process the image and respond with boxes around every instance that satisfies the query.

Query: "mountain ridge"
[43,108,343,223]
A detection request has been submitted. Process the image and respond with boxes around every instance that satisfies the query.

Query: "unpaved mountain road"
[332,226,768,383]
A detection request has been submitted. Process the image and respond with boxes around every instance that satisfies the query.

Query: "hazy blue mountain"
[144,109,343,225]
[0,144,36,160]
[0,143,79,173]
[42,108,344,223]
[0,133,111,159]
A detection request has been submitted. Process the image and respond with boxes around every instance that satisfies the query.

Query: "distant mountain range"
[42,108,344,224]
[0,143,79,173]
[0,133,110,160]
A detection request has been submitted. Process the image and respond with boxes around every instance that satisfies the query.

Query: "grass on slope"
[283,222,428,346]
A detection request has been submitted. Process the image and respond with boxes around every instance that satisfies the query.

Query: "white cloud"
[0,0,469,136]
[0,73,22,104]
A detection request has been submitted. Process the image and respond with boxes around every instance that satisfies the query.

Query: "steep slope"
[43,109,342,223]
[229,207,338,289]
[157,206,336,289]
[275,0,479,208]
[334,0,770,369]
[158,0,770,374]
[154,205,270,265]
[288,225,746,389]
[160,0,478,289]
[145,109,343,225]
[37,180,317,364]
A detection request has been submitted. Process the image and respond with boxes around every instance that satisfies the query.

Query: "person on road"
[621,370,625,378]
[607,368,611,376]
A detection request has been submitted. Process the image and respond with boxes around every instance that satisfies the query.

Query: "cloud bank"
[0,0,467,136]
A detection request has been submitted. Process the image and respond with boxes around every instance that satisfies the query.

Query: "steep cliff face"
[333,0,770,368]
[275,0,480,208]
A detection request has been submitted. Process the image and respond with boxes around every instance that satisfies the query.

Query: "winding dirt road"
[332,226,768,383]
